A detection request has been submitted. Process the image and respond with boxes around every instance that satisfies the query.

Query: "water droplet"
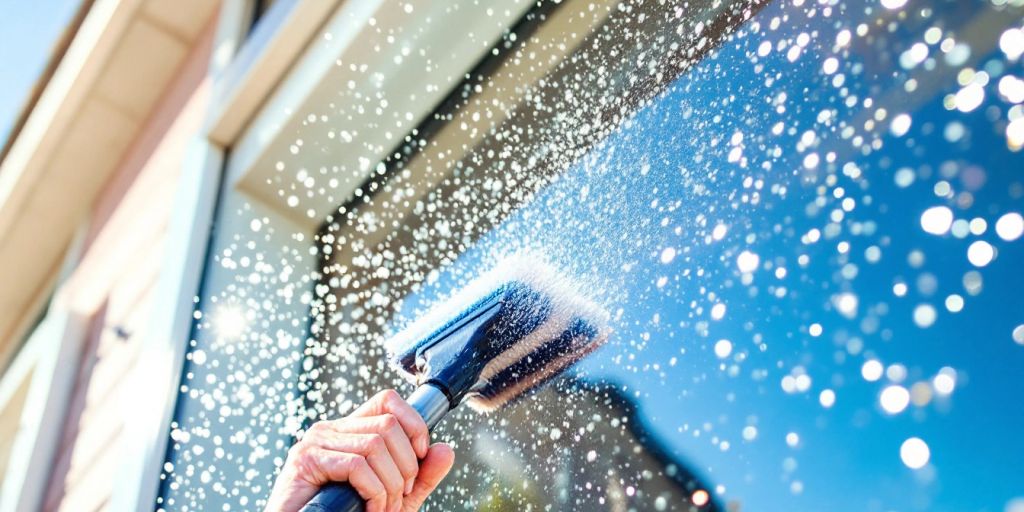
[786,432,800,447]
[736,250,760,273]
[920,206,953,235]
[711,223,728,241]
[1006,497,1024,512]
[995,213,1023,241]
[954,83,985,113]
[862,359,884,381]
[894,167,916,188]
[742,426,758,441]
[900,437,930,469]
[890,113,912,137]
[714,339,733,359]
[710,303,727,321]
[966,240,994,267]
[834,293,859,319]
[1008,118,1024,150]
[809,323,823,337]
[691,490,709,506]
[1013,325,1024,345]
[933,368,957,395]
[880,385,910,414]
[660,246,677,264]
[1000,28,1024,60]
[819,389,836,408]
[913,304,937,328]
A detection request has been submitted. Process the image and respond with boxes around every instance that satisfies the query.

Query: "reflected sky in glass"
[394,1,1024,510]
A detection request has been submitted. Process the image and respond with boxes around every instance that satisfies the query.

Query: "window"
[162,0,1024,510]
[310,0,1024,510]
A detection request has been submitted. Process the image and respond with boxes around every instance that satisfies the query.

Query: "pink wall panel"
[41,17,216,512]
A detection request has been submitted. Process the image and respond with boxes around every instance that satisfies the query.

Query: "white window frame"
[111,1,537,510]
[0,229,88,512]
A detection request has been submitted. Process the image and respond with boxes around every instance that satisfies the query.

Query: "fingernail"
[418,436,428,456]
[405,478,414,495]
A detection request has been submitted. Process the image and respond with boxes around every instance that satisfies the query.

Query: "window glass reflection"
[161,0,1024,510]
[319,0,1024,510]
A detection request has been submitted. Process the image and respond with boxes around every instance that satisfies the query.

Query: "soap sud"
[384,253,611,411]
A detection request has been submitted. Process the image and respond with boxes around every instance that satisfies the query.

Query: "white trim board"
[108,131,227,512]
[0,226,92,512]
[206,0,345,146]
[225,0,536,228]
[107,2,254,511]
[0,311,90,512]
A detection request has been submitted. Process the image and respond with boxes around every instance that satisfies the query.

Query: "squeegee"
[300,256,610,511]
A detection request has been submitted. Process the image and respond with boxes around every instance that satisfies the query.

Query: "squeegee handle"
[298,384,452,512]
[297,485,362,512]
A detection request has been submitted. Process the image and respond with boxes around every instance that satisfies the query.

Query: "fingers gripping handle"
[298,385,451,512]
[299,485,363,512]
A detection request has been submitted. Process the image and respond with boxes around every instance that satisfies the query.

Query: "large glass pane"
[312,0,1024,511]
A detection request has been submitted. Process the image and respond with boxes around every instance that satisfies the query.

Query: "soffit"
[225,0,538,229]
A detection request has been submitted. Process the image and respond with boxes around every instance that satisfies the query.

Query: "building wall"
[38,17,216,512]
[0,370,32,486]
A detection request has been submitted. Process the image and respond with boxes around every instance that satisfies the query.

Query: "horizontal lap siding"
[41,18,214,512]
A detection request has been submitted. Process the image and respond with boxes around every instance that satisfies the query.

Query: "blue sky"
[0,0,82,148]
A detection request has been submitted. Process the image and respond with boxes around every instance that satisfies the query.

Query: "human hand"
[264,389,455,512]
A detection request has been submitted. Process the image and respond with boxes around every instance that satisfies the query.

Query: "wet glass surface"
[160,1,1024,511]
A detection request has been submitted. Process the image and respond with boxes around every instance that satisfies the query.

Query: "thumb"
[402,443,455,511]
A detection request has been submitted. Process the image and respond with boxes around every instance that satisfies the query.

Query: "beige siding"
[40,18,215,512]
[0,372,34,486]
